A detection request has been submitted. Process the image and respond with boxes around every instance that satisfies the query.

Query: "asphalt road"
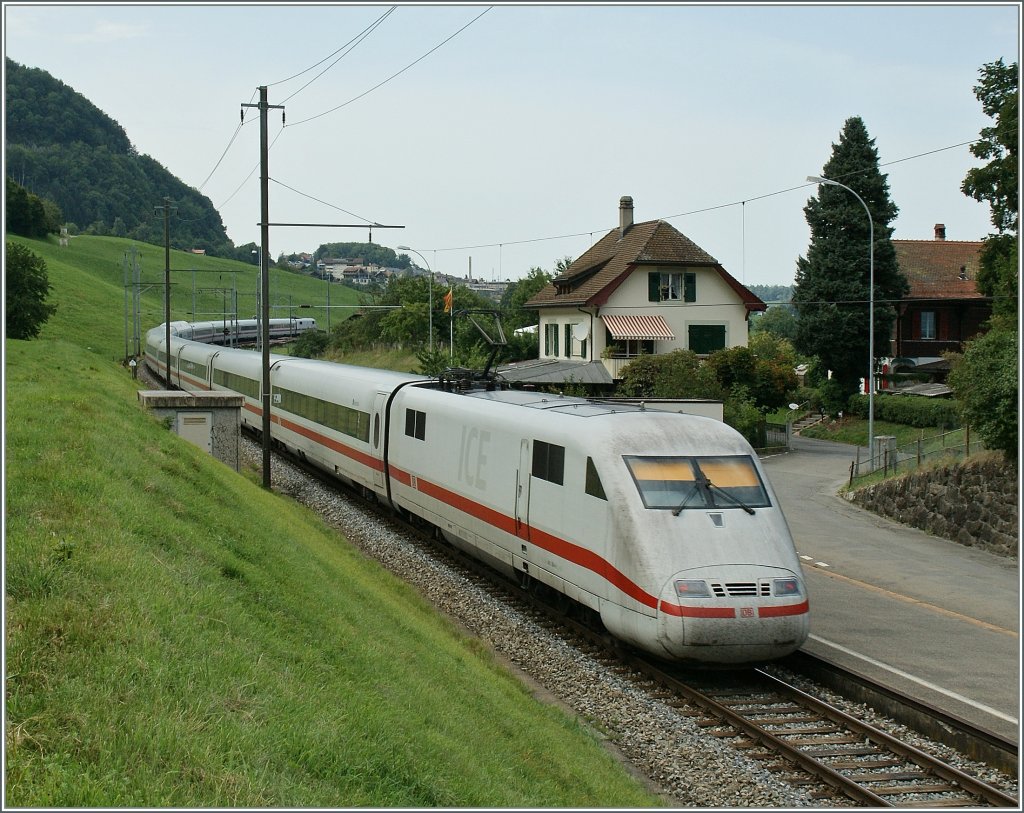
[760,435,1020,742]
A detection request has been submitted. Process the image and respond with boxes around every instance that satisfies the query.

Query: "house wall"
[536,313,595,361]
[535,265,750,363]
[603,265,748,354]
[894,301,992,357]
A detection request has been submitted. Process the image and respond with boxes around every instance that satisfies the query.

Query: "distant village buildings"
[300,252,510,303]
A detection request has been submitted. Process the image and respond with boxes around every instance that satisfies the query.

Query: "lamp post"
[251,248,261,352]
[806,175,875,467]
[397,245,433,352]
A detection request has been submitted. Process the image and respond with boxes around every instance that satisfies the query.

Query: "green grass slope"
[5,235,660,807]
[11,234,361,360]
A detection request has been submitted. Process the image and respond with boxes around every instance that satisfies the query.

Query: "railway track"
[490,564,1016,808]
[250,432,1019,808]
[630,660,1017,808]
[508,582,1018,808]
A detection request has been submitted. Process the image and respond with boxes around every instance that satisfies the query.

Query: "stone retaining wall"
[848,454,1018,559]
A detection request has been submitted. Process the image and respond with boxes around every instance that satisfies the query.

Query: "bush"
[818,378,848,417]
[290,329,330,359]
[846,393,961,428]
[948,326,1018,459]
[723,385,763,447]
[6,241,57,339]
[617,350,724,400]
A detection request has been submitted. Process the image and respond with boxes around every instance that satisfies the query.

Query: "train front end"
[599,413,809,666]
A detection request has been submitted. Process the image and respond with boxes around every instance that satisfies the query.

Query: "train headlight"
[674,579,712,598]
[773,578,802,597]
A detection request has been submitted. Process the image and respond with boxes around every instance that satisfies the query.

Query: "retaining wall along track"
[848,454,1018,559]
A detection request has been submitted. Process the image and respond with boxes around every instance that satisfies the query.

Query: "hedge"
[846,393,961,428]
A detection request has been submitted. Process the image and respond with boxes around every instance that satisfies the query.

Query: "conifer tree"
[793,116,908,399]
[6,242,57,339]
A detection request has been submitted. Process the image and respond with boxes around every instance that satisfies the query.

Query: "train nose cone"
[655,566,810,664]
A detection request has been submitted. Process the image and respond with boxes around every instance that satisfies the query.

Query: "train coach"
[158,317,318,346]
[144,321,809,666]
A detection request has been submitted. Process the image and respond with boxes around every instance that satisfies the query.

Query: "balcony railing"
[895,339,961,358]
[601,355,639,379]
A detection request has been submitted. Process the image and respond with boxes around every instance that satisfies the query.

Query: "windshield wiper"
[705,480,756,515]
[671,483,703,516]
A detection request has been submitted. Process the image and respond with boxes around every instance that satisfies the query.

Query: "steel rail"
[754,668,1019,808]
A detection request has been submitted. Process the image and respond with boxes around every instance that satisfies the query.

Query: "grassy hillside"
[8,234,363,360]
[4,235,660,807]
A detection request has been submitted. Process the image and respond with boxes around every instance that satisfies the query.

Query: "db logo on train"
[740,607,755,618]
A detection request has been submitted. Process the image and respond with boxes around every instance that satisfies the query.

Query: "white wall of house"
[538,315,595,361]
[536,265,750,364]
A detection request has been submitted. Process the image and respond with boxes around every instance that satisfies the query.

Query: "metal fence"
[849,426,985,482]
[763,421,789,448]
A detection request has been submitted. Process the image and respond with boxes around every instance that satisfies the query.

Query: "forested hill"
[5,58,236,257]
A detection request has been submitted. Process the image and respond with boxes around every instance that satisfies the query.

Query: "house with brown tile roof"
[522,196,765,382]
[887,224,991,377]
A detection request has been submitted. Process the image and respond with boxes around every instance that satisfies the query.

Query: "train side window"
[373,414,380,448]
[405,408,426,441]
[585,457,607,500]
[532,440,564,485]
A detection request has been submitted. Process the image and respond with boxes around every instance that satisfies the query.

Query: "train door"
[174,344,187,389]
[515,438,531,540]
[371,391,388,490]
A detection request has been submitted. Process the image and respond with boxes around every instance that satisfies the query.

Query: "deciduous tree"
[500,266,553,331]
[961,58,1018,322]
[948,58,1019,459]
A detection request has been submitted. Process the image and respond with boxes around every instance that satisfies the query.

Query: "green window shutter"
[684,272,696,302]
[688,324,726,354]
[648,272,661,302]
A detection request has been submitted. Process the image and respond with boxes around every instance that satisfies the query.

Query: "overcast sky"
[4,2,1020,285]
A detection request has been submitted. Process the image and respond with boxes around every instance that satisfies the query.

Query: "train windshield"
[623,455,771,511]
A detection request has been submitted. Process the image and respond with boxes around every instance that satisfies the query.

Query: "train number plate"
[739,607,755,618]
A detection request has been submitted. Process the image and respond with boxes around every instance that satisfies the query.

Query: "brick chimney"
[934,223,946,241]
[619,196,634,237]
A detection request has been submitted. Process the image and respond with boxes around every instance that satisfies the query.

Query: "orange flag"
[443,288,453,313]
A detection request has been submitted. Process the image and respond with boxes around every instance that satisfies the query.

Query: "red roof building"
[889,224,991,371]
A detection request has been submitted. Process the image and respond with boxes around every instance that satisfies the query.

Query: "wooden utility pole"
[156,198,176,386]
[241,87,284,489]
[239,88,401,489]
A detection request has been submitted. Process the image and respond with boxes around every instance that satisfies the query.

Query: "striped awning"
[600,313,675,341]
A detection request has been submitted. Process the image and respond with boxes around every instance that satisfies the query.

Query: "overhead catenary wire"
[276,7,398,105]
[204,9,488,220]
[408,138,985,258]
[191,88,259,195]
[284,6,493,128]
[194,11,396,193]
[269,177,385,225]
[216,125,288,211]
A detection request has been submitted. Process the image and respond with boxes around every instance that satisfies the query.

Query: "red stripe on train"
[232,407,806,620]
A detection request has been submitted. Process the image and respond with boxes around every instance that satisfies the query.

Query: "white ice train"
[159,317,319,346]
[145,320,809,666]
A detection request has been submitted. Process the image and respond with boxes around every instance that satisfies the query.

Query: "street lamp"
[806,175,875,467]
[251,248,261,352]
[397,245,432,352]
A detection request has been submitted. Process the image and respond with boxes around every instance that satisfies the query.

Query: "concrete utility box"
[138,390,244,471]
